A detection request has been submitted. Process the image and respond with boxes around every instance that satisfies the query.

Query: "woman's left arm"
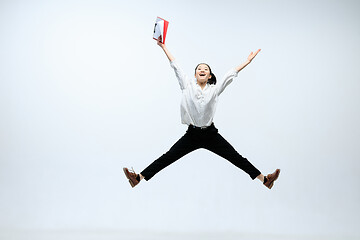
[235,49,261,72]
[216,49,261,96]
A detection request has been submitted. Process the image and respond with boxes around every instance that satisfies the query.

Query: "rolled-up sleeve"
[170,60,190,90]
[216,68,238,96]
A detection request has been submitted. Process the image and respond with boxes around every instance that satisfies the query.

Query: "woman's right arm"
[157,38,175,62]
[157,38,189,90]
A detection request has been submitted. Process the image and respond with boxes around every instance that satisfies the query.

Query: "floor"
[0,230,358,240]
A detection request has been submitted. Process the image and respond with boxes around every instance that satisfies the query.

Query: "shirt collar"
[195,81,210,91]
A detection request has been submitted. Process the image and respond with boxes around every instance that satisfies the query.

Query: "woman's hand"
[157,36,164,48]
[235,49,261,73]
[247,49,261,63]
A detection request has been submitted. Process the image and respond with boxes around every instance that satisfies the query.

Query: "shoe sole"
[267,169,280,189]
[123,168,136,188]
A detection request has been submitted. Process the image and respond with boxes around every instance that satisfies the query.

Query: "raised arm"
[235,49,261,72]
[156,37,189,90]
[216,49,262,96]
[157,37,175,62]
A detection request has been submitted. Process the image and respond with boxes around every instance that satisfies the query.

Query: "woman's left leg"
[203,128,261,180]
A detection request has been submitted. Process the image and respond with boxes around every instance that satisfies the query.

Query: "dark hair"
[195,63,217,85]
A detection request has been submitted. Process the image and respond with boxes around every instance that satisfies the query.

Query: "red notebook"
[153,17,169,44]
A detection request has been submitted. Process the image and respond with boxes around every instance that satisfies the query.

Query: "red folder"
[153,17,169,44]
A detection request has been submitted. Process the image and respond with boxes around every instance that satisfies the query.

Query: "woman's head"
[194,63,217,85]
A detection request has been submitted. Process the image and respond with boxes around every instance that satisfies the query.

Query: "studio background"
[0,0,359,239]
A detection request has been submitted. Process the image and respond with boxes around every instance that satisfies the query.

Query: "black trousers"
[141,123,261,181]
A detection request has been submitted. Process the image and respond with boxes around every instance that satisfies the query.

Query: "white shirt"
[170,60,239,127]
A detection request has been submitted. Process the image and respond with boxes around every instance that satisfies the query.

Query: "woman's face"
[195,64,212,85]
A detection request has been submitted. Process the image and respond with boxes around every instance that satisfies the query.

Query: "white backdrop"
[0,0,359,239]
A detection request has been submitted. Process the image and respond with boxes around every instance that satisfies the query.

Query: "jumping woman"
[123,38,280,189]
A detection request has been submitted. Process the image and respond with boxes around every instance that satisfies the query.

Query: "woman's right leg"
[140,131,199,181]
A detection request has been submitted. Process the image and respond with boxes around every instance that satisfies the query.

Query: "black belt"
[189,122,214,130]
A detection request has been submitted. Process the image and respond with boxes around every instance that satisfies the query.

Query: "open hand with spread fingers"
[248,49,261,62]
[235,49,261,73]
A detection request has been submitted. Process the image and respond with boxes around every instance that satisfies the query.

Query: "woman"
[124,38,280,189]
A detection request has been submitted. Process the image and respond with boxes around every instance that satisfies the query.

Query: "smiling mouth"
[199,73,206,77]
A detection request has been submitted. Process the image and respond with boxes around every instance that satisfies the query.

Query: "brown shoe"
[123,167,140,188]
[264,169,280,189]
